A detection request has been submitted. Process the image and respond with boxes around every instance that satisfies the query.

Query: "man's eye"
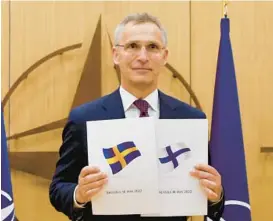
[128,43,138,49]
[148,44,159,49]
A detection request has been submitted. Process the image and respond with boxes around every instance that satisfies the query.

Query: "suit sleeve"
[206,140,225,220]
[206,190,225,220]
[49,120,88,220]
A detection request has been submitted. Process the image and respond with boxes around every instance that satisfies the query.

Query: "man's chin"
[130,77,152,86]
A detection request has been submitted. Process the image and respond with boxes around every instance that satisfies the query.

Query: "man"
[49,13,225,221]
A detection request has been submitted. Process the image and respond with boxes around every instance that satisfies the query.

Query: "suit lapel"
[101,88,126,120]
[159,90,178,119]
[102,89,179,120]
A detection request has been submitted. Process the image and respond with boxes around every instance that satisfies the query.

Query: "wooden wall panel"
[1,0,10,98]
[9,1,85,83]
[6,2,104,221]
[190,2,273,221]
[238,2,273,220]
[7,1,103,151]
[8,1,98,135]
[2,0,11,136]
[11,170,67,221]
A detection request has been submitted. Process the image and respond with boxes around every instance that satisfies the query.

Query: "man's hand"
[190,164,223,203]
[75,166,108,204]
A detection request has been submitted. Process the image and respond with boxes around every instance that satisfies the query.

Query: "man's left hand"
[190,164,223,203]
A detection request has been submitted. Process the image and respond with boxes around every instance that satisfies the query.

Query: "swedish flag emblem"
[103,141,141,175]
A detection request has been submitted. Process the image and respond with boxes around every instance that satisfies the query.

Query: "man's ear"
[112,47,120,65]
[163,48,169,65]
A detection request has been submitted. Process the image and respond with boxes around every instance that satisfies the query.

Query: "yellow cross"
[107,146,137,168]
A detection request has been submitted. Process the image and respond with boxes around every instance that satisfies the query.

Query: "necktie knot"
[133,99,149,117]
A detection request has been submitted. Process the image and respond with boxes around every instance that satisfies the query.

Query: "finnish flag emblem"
[158,142,191,173]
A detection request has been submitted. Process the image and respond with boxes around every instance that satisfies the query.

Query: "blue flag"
[209,18,252,220]
[1,112,15,221]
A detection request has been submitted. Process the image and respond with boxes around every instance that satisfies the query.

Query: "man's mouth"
[132,68,152,71]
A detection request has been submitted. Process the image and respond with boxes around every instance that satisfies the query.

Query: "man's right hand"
[75,166,108,204]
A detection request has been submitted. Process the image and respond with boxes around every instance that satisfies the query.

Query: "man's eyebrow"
[125,40,161,44]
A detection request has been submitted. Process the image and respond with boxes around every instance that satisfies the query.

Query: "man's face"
[113,22,168,89]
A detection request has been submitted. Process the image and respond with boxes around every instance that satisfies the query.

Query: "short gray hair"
[114,13,168,46]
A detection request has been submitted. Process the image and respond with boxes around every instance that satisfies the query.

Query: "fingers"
[79,166,100,178]
[81,177,108,193]
[200,179,217,191]
[190,170,215,181]
[85,186,105,199]
[76,166,108,204]
[190,164,223,202]
[194,164,220,177]
[79,171,107,186]
[202,187,219,201]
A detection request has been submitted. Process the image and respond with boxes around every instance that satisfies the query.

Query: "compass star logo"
[1,190,15,221]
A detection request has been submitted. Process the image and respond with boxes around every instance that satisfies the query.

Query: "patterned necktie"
[133,99,149,117]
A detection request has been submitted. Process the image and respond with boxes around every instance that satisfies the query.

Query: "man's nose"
[137,46,149,62]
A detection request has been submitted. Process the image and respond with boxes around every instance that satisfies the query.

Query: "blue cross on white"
[158,142,191,173]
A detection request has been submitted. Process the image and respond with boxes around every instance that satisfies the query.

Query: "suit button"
[214,211,218,217]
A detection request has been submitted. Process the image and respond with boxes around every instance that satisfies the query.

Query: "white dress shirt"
[74,86,160,208]
[119,86,160,119]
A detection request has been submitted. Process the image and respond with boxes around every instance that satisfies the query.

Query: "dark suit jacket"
[49,88,225,221]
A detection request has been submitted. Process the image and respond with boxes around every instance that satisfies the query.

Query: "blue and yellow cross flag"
[103,141,141,175]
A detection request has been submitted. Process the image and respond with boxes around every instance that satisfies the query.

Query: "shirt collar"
[119,86,159,112]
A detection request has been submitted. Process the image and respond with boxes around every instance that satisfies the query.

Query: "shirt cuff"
[209,190,224,206]
[73,185,86,209]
